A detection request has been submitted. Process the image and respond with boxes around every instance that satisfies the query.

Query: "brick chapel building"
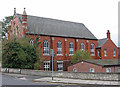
[8,8,118,71]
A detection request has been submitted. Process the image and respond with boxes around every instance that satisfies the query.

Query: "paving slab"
[33,77,120,85]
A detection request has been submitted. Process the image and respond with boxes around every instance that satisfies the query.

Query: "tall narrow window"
[91,43,95,56]
[69,42,74,55]
[113,49,116,56]
[57,41,62,55]
[104,49,107,56]
[80,43,85,51]
[43,40,49,55]
[30,39,34,45]
[98,50,100,57]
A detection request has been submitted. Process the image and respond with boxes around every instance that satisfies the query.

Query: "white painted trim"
[57,54,63,56]
[43,54,50,56]
[57,61,63,63]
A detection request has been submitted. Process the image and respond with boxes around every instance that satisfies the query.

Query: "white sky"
[0,0,119,46]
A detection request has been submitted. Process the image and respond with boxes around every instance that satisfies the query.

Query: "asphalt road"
[1,73,119,87]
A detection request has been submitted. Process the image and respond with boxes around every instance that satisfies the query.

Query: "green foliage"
[71,50,92,64]
[2,37,41,69]
[34,62,41,70]
[1,16,13,38]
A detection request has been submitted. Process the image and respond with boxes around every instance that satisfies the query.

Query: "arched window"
[43,40,49,55]
[57,41,62,55]
[30,39,34,45]
[90,43,95,56]
[80,43,85,51]
[69,42,74,55]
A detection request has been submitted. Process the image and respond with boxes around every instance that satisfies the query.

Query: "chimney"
[107,30,110,39]
[22,8,27,37]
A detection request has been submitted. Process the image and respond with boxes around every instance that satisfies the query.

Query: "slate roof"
[84,59,120,67]
[97,38,108,48]
[17,14,97,40]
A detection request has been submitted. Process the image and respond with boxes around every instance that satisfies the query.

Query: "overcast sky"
[0,0,119,46]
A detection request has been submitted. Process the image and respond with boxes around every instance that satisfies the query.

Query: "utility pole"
[51,49,54,80]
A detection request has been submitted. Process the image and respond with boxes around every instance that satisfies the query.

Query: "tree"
[2,36,40,69]
[71,50,92,64]
[1,16,13,39]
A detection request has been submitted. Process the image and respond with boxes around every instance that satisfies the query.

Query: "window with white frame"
[57,61,63,71]
[43,40,49,55]
[90,68,94,72]
[80,43,85,51]
[113,49,116,56]
[73,68,77,72]
[118,68,120,72]
[104,49,107,56]
[98,50,100,57]
[44,61,50,71]
[57,41,62,55]
[90,43,95,56]
[69,42,74,55]
[106,68,111,72]
[30,39,34,45]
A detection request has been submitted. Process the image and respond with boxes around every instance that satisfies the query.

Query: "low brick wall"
[2,68,120,81]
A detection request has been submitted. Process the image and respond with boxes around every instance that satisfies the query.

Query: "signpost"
[50,49,54,80]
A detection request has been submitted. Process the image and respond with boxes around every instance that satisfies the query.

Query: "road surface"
[1,73,118,87]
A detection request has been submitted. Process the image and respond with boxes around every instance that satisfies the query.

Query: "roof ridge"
[16,13,97,40]
[17,13,84,25]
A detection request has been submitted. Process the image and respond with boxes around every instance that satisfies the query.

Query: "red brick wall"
[118,48,120,59]
[68,61,120,73]
[101,39,118,59]
[68,61,103,72]
[10,17,24,38]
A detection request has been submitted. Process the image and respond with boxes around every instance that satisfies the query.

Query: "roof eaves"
[26,32,98,40]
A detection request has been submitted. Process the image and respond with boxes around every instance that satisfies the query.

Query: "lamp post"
[50,49,54,80]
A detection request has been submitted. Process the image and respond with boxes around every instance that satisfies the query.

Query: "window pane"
[81,43,85,51]
[91,44,94,56]
[43,40,49,54]
[104,49,107,56]
[57,41,62,54]
[118,68,120,72]
[57,62,63,71]
[69,42,74,54]
[73,68,77,72]
[113,49,116,56]
[106,68,111,72]
[90,68,94,72]
[44,62,50,71]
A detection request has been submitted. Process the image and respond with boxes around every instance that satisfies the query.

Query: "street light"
[50,49,54,80]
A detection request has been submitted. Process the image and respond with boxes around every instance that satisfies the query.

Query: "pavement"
[33,77,120,86]
[2,73,120,86]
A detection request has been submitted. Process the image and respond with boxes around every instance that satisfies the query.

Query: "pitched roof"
[84,59,120,67]
[70,59,120,67]
[97,38,108,48]
[17,14,97,40]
